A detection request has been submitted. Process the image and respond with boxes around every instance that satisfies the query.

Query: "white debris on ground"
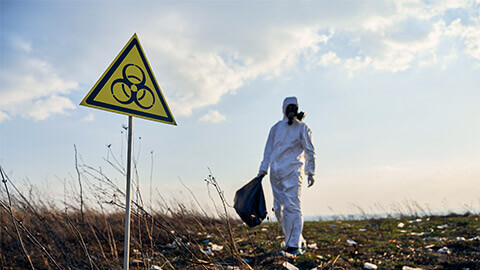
[409,219,422,223]
[359,228,367,232]
[150,265,162,270]
[410,232,427,236]
[456,237,466,241]
[261,227,268,231]
[424,244,435,252]
[398,223,405,228]
[402,266,423,270]
[307,243,318,249]
[210,243,224,251]
[282,261,299,270]
[364,262,378,269]
[201,248,214,256]
[424,237,446,242]
[437,247,451,254]
[226,266,240,270]
[347,239,358,245]
[280,251,296,258]
[437,224,448,229]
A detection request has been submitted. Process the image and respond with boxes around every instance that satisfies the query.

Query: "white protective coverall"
[259,96,316,248]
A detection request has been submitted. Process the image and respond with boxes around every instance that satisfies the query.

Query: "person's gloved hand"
[307,175,315,187]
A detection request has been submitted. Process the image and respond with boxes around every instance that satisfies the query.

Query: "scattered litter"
[468,236,480,241]
[410,232,429,236]
[437,247,451,254]
[307,243,318,249]
[437,224,448,229]
[132,249,140,255]
[347,239,358,245]
[399,230,407,233]
[150,266,162,270]
[402,266,423,270]
[359,228,367,232]
[276,235,285,239]
[201,248,214,256]
[210,244,223,251]
[409,219,422,223]
[398,223,405,228]
[456,237,466,242]
[283,261,299,270]
[424,237,446,242]
[425,245,435,252]
[261,227,268,231]
[280,251,296,258]
[364,262,378,269]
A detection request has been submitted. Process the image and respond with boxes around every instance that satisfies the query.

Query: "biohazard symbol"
[111,64,155,109]
[80,33,176,125]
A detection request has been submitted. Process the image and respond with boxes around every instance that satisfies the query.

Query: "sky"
[1,0,479,217]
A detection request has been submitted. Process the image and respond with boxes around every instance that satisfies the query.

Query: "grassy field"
[1,198,479,270]
[1,162,479,269]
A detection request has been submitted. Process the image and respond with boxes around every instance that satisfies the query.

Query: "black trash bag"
[234,175,267,227]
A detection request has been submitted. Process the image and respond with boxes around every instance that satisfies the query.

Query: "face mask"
[285,104,305,125]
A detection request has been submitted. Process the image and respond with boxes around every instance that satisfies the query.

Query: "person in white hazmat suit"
[258,96,316,255]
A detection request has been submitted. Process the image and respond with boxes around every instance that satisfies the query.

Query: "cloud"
[143,18,331,116]
[81,113,95,122]
[0,52,78,121]
[319,51,341,67]
[198,110,226,123]
[444,18,480,60]
[3,1,478,121]
[0,111,10,123]
[339,1,480,74]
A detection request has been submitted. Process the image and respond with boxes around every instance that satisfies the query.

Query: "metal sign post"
[80,34,177,270]
[123,115,133,270]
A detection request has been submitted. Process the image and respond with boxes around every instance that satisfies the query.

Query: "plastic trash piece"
[347,240,358,245]
[234,175,267,227]
[437,247,451,254]
[150,266,163,270]
[307,243,318,249]
[359,228,367,232]
[364,262,378,269]
[397,223,405,228]
[402,266,423,270]
[211,244,224,251]
[282,261,299,270]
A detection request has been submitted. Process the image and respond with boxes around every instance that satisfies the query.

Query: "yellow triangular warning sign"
[80,33,176,125]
